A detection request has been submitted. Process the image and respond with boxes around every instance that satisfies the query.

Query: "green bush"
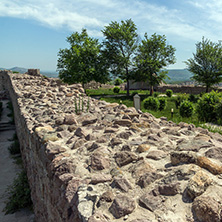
[131,91,138,97]
[174,94,187,109]
[143,97,159,111]
[196,91,220,122]
[0,102,2,120]
[3,170,32,214]
[188,94,198,103]
[166,89,173,97]
[8,140,20,155]
[153,92,159,97]
[216,102,222,125]
[113,86,120,93]
[179,100,194,118]
[114,78,123,86]
[158,97,167,111]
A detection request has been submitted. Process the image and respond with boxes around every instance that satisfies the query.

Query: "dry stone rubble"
[1,70,222,221]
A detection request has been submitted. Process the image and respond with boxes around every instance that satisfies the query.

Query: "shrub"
[196,91,220,122]
[113,86,120,94]
[143,97,159,111]
[188,94,198,103]
[166,89,173,97]
[114,78,123,86]
[174,94,187,109]
[179,100,194,118]
[216,102,222,125]
[131,91,138,97]
[153,92,159,97]
[158,97,167,111]
[8,140,20,155]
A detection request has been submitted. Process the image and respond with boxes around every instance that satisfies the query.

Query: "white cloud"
[0,0,221,42]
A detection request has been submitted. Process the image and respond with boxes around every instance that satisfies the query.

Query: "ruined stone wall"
[0,71,83,222]
[2,70,222,222]
[128,80,222,94]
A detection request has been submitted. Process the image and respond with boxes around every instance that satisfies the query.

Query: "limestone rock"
[114,119,132,127]
[170,151,197,166]
[90,174,112,184]
[146,150,167,160]
[64,114,77,125]
[114,151,138,167]
[158,182,180,196]
[132,160,154,178]
[113,176,132,192]
[196,156,222,175]
[100,190,114,202]
[139,192,163,212]
[110,138,122,147]
[192,195,221,222]
[74,127,86,138]
[90,152,110,170]
[88,212,108,222]
[137,171,161,188]
[117,131,132,140]
[136,144,150,153]
[109,195,136,218]
[187,171,212,199]
[205,147,222,161]
[82,118,97,126]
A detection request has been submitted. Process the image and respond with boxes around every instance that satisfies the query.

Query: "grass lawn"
[86,88,150,96]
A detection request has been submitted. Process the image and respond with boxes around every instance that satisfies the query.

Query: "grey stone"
[192,195,221,222]
[115,151,138,167]
[109,195,136,218]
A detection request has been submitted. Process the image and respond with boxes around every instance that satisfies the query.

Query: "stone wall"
[2,70,222,222]
[129,80,222,94]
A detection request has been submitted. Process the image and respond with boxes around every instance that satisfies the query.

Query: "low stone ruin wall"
[2,70,222,222]
[128,80,222,94]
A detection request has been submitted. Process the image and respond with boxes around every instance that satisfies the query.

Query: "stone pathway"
[0,100,34,222]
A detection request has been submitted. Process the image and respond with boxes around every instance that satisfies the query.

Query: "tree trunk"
[150,85,154,96]
[126,68,130,97]
[126,79,130,97]
[206,85,209,93]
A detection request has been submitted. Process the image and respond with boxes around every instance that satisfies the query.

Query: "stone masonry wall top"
[1,70,222,222]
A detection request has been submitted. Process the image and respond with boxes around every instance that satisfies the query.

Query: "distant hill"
[0,66,192,82]
[165,69,193,83]
[10,67,28,73]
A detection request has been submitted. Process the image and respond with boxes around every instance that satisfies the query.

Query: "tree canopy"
[102,19,138,96]
[134,33,176,95]
[185,37,222,92]
[57,29,109,87]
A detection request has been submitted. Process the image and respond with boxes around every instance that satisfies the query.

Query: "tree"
[185,37,222,92]
[134,33,176,95]
[57,29,109,87]
[102,19,138,96]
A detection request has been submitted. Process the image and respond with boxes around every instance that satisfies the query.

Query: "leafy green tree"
[134,33,176,95]
[57,29,109,87]
[185,37,222,92]
[102,19,138,96]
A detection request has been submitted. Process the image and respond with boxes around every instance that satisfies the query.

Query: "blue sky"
[0,0,222,71]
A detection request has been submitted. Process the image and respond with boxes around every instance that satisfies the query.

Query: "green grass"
[86,88,150,96]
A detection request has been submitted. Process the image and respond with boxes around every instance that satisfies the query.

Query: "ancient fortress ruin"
[1,70,222,222]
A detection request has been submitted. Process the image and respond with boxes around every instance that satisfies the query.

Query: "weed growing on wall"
[6,101,14,124]
[0,101,2,120]
[3,170,32,214]
[74,95,90,114]
[4,133,33,214]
